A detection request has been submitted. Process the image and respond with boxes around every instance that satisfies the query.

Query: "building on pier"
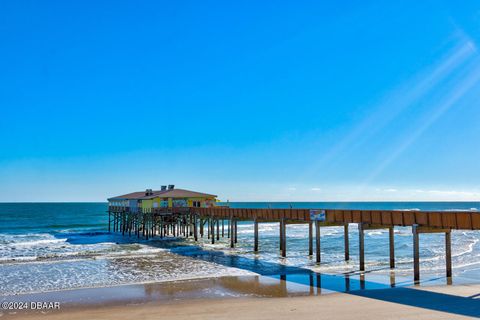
[107,185,218,211]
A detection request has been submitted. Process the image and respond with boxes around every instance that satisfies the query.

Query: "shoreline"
[3,264,479,298]
[3,280,480,319]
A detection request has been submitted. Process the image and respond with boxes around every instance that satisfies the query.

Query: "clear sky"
[1,1,480,202]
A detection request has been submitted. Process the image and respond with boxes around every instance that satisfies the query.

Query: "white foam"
[9,238,67,247]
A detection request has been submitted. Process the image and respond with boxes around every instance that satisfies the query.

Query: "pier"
[108,205,480,283]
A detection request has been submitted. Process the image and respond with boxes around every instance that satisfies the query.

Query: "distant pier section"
[107,186,480,283]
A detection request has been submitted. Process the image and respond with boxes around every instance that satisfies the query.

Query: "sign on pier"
[309,209,326,221]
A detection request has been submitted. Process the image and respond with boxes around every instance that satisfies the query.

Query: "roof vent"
[168,184,175,190]
[161,185,167,191]
[145,189,153,196]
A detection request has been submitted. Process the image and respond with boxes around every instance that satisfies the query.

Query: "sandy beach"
[4,283,480,320]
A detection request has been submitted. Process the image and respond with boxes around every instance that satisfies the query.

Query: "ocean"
[1,202,480,296]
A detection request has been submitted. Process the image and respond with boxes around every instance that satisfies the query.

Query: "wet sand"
[2,276,480,319]
[4,284,480,320]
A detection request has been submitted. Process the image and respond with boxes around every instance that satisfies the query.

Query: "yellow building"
[108,185,217,211]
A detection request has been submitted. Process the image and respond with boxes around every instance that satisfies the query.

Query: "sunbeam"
[299,34,477,182]
[359,57,480,191]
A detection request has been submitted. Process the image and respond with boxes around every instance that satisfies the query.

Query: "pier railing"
[192,208,480,230]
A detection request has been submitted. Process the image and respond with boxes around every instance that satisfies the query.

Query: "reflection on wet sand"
[141,272,398,300]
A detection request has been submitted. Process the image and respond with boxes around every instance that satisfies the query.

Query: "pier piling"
[389,227,395,268]
[359,223,365,271]
[230,217,235,248]
[194,216,198,241]
[279,220,284,252]
[308,222,313,256]
[254,219,259,252]
[413,224,420,283]
[446,230,452,278]
[315,221,321,263]
[344,224,349,261]
[211,218,215,244]
[234,220,238,243]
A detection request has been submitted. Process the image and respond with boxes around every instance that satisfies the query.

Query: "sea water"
[0,202,479,295]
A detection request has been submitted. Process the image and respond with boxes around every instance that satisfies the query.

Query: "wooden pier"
[108,206,480,283]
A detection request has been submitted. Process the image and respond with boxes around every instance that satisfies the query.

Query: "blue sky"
[1,1,480,202]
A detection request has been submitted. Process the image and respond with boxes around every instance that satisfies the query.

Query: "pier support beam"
[358,223,365,271]
[413,225,452,283]
[279,221,283,251]
[281,219,286,258]
[358,223,396,272]
[234,220,238,243]
[344,224,349,261]
[216,218,220,240]
[389,227,395,269]
[254,219,259,252]
[446,230,452,278]
[413,224,420,283]
[230,218,235,248]
[315,221,321,263]
[308,222,313,256]
[160,217,164,238]
[194,216,198,241]
[122,212,125,234]
[207,218,210,239]
[211,218,215,244]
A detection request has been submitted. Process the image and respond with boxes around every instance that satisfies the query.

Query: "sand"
[4,283,480,320]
